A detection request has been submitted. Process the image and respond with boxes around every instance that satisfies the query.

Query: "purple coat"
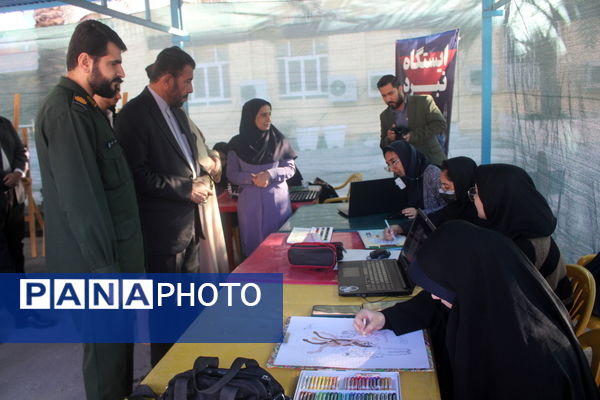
[227,150,295,256]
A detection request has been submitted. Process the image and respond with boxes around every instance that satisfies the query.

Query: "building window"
[585,63,600,89]
[505,63,540,90]
[277,39,328,98]
[190,47,231,105]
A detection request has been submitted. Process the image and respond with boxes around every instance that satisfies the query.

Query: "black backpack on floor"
[130,356,289,400]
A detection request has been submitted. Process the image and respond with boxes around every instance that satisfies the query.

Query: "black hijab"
[212,141,229,155]
[475,163,556,239]
[408,221,599,400]
[428,156,481,226]
[228,98,296,165]
[382,140,430,208]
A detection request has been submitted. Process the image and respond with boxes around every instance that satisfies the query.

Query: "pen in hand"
[384,219,395,240]
[355,310,384,336]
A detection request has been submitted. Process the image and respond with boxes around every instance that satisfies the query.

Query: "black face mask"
[439,189,457,202]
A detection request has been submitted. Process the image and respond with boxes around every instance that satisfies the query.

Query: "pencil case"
[288,242,344,268]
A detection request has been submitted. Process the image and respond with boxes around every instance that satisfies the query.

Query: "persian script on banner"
[396,29,460,154]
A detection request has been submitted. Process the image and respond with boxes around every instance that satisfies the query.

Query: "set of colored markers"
[297,392,397,400]
[301,376,393,391]
[293,371,401,400]
[341,376,393,390]
[302,376,340,390]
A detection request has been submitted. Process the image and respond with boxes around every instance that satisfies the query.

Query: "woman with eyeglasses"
[472,163,572,305]
[425,156,488,228]
[382,141,445,236]
[355,221,599,400]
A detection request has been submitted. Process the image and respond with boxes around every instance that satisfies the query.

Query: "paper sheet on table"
[341,249,401,262]
[270,316,432,370]
[287,227,333,243]
[357,230,406,249]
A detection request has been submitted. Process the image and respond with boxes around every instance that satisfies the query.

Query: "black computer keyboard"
[289,189,320,202]
[365,260,395,291]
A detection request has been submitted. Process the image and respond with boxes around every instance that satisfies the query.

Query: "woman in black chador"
[427,156,483,227]
[354,221,599,400]
[473,163,571,304]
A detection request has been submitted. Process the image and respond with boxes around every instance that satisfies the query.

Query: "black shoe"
[14,312,55,329]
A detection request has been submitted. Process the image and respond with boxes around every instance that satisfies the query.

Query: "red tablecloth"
[232,231,363,285]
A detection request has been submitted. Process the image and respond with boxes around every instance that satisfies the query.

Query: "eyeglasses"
[467,186,478,202]
[384,158,401,172]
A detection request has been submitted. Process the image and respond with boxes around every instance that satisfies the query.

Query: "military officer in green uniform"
[35,20,144,400]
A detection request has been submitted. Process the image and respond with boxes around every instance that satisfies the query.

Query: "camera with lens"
[392,126,411,139]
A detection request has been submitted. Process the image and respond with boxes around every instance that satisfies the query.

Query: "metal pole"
[61,0,189,38]
[481,0,504,164]
[144,0,151,21]
[171,0,184,46]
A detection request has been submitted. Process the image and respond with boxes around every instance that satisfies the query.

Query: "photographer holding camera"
[377,75,447,166]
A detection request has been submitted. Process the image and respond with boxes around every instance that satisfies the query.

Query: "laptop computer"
[337,209,436,297]
[288,185,321,203]
[337,178,407,217]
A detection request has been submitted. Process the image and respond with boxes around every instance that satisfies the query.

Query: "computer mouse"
[369,249,391,259]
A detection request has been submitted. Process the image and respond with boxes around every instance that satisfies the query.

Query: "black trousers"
[0,189,24,273]
[146,235,201,367]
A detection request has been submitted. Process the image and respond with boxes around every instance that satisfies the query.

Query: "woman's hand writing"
[353,309,385,336]
[383,225,402,240]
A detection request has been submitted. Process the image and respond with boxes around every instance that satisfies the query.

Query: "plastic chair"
[577,254,600,330]
[566,263,596,336]
[322,173,363,203]
[579,254,597,267]
[578,329,600,386]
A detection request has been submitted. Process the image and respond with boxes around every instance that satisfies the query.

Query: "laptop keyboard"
[365,260,404,291]
[289,189,319,202]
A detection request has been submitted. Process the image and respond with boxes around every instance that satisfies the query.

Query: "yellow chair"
[578,329,600,386]
[566,263,596,336]
[322,173,363,203]
[577,254,600,330]
[579,254,597,268]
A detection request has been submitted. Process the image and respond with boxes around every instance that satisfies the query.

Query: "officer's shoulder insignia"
[72,95,89,111]
[87,95,97,107]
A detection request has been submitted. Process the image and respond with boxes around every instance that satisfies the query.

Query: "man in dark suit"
[0,116,26,273]
[115,46,212,365]
[377,74,447,166]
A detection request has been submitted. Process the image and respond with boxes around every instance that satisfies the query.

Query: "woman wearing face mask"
[382,140,445,236]
[355,221,599,400]
[227,98,297,256]
[427,156,485,227]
